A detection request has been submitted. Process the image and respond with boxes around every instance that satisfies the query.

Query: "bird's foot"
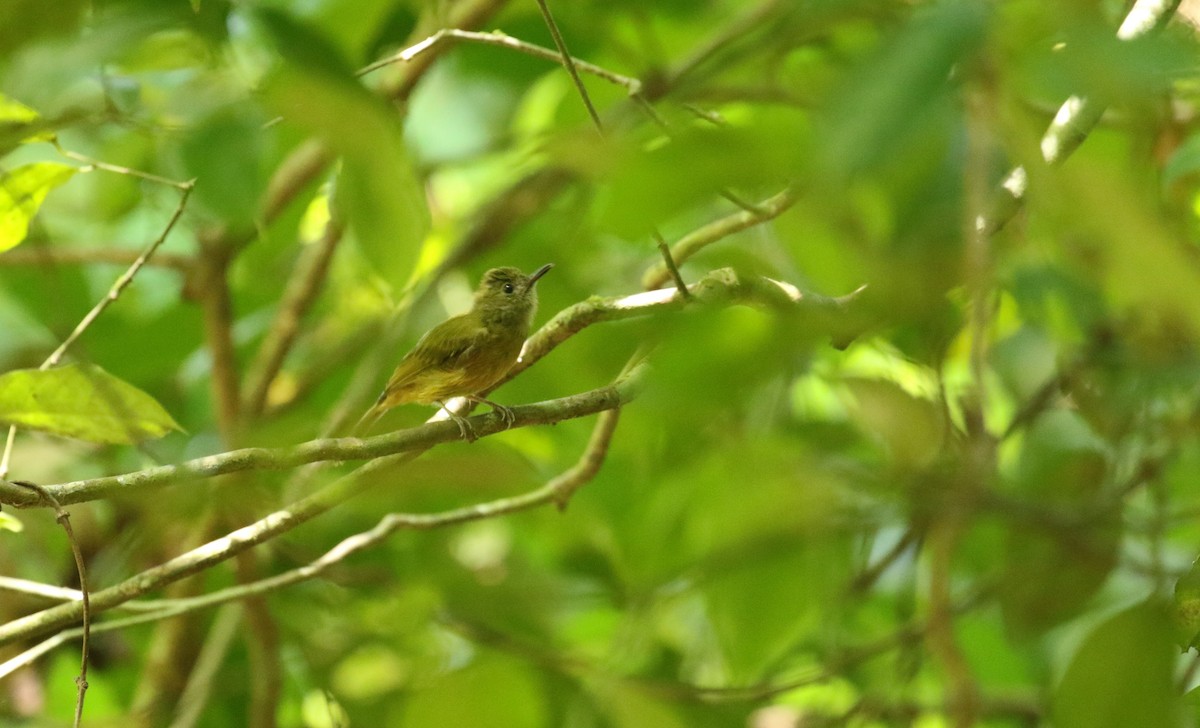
[449,412,478,442]
[489,403,516,429]
[436,401,477,442]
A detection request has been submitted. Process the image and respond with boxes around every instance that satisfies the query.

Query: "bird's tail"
[351,400,386,437]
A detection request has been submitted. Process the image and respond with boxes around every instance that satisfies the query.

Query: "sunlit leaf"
[0,93,55,149]
[0,363,182,444]
[0,162,76,252]
[0,511,23,533]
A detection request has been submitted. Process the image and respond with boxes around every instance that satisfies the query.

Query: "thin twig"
[651,229,691,300]
[195,236,241,442]
[534,0,604,131]
[12,480,91,727]
[0,603,199,680]
[167,605,243,728]
[360,29,642,96]
[0,575,188,612]
[641,186,799,289]
[849,528,919,593]
[55,143,192,190]
[0,180,194,479]
[242,218,346,418]
[552,408,620,510]
[45,183,195,371]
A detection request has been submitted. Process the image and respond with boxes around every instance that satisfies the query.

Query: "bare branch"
[55,143,192,190]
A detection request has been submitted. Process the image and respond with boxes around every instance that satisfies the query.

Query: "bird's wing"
[407,314,488,370]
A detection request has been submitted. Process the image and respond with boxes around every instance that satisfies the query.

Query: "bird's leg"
[469,396,516,429]
[435,400,477,442]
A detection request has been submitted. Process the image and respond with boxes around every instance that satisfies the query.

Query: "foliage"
[2,0,1200,726]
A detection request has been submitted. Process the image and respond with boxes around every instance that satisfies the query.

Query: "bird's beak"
[524,263,553,291]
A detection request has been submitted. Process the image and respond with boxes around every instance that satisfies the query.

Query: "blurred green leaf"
[0,363,183,444]
[0,0,86,57]
[597,110,810,239]
[1000,410,1116,635]
[0,162,76,252]
[255,10,429,285]
[403,652,546,727]
[0,93,56,152]
[990,325,1058,403]
[592,680,688,728]
[1053,601,1182,728]
[819,0,987,176]
[843,376,944,468]
[180,107,271,224]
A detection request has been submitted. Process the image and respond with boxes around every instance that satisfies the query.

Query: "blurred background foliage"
[3,0,1200,726]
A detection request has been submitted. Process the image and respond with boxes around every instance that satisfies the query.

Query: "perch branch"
[0,370,642,646]
[0,269,859,509]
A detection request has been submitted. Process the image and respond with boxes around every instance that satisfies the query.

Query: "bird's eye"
[503,283,515,294]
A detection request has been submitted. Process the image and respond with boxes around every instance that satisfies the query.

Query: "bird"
[353,264,553,440]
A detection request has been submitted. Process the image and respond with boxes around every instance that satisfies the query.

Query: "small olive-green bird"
[353,264,553,439]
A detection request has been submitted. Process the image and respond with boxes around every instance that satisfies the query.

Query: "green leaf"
[180,108,270,225]
[255,10,429,285]
[0,162,76,252]
[820,0,987,177]
[1000,411,1117,635]
[0,94,38,123]
[403,652,546,728]
[1053,601,1183,728]
[843,376,945,469]
[0,363,183,444]
[0,93,53,148]
[597,110,810,239]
